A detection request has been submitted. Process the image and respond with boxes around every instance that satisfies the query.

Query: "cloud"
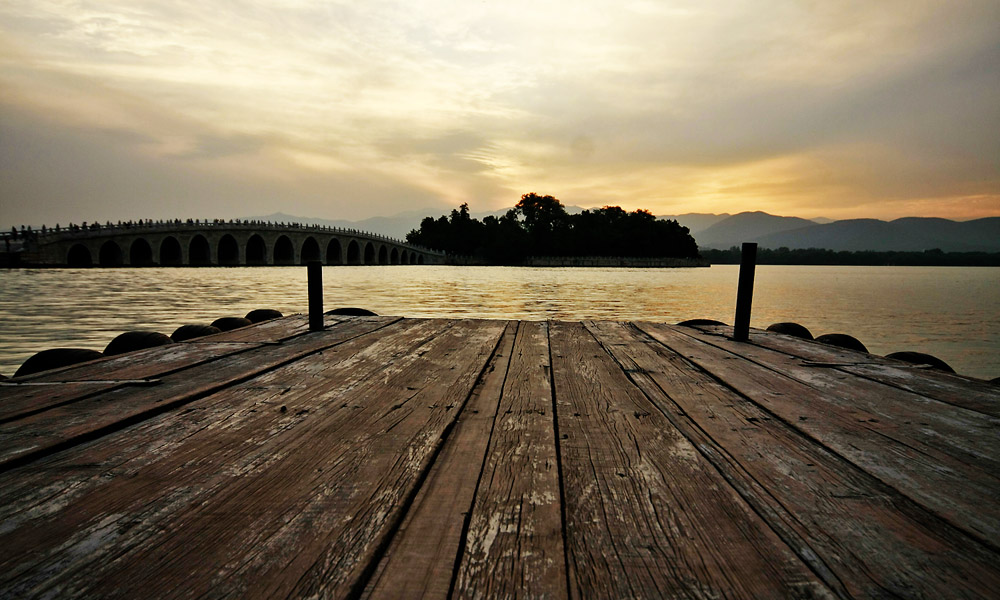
[0,100,450,225]
[1,0,997,224]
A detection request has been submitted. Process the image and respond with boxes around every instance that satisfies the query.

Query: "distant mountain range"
[657,213,732,235]
[252,209,1000,253]
[679,211,1000,252]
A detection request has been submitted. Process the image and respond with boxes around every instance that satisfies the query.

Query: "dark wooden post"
[733,242,757,342]
[308,261,323,332]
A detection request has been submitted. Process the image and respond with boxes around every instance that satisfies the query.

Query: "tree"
[515,193,569,255]
[408,195,700,263]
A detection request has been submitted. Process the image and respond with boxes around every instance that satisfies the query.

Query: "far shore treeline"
[406,193,699,264]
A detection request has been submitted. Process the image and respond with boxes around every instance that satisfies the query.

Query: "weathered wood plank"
[0,343,264,422]
[454,320,567,599]
[202,313,313,343]
[2,317,997,600]
[363,321,518,599]
[0,318,431,539]
[0,316,402,471]
[12,315,316,383]
[0,382,121,423]
[0,316,323,422]
[589,320,1000,599]
[640,323,1000,548]
[0,319,434,598]
[0,318,507,599]
[0,340,264,390]
[701,325,1000,419]
[677,325,1000,475]
[549,321,833,599]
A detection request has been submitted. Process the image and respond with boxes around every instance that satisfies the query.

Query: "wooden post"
[308,261,323,332]
[733,242,757,342]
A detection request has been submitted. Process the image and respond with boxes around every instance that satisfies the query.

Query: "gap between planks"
[0,316,403,473]
[586,320,1000,599]
[644,322,1000,549]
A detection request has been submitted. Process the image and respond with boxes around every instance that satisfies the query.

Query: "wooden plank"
[0,316,402,471]
[548,320,834,599]
[589,320,1000,598]
[0,318,431,534]
[363,321,518,599]
[0,343,262,421]
[0,318,507,599]
[203,313,313,343]
[701,325,1000,418]
[11,315,317,383]
[640,323,1000,548]
[678,326,1000,476]
[453,321,567,598]
[0,382,120,423]
[0,316,324,421]
[0,320,430,598]
[0,340,264,385]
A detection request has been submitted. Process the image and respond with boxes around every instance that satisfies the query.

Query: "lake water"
[0,265,997,380]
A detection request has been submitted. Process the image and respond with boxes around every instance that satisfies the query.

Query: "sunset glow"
[2,1,997,224]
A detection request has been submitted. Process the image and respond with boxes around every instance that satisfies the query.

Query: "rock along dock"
[1,314,998,598]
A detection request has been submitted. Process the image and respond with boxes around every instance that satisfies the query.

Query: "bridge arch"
[129,238,153,266]
[189,235,211,265]
[67,244,92,267]
[246,234,267,265]
[218,234,239,265]
[99,241,123,267]
[274,235,294,265]
[30,222,442,267]
[160,236,182,265]
[417,255,424,265]
[347,240,361,265]
[301,237,321,264]
[327,238,342,265]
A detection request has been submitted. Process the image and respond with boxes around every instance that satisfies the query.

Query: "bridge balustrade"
[3,219,440,267]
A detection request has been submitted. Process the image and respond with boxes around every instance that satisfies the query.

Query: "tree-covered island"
[406,193,700,265]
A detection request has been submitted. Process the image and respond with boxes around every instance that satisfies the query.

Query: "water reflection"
[0,265,997,379]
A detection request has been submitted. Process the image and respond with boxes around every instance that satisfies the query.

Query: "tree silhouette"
[406,194,700,264]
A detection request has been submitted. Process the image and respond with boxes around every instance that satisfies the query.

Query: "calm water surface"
[0,265,997,379]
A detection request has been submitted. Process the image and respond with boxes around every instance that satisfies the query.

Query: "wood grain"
[0,316,401,471]
[550,320,832,599]
[701,324,1000,418]
[0,319,507,599]
[1,318,997,599]
[590,320,1000,599]
[640,322,1000,548]
[201,313,313,343]
[0,315,324,422]
[364,321,518,599]
[454,321,567,599]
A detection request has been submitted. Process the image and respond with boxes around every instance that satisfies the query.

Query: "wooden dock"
[1,315,998,599]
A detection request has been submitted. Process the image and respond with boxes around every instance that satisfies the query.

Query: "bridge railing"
[4,219,443,255]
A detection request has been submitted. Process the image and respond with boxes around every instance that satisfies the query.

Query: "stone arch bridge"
[7,220,444,267]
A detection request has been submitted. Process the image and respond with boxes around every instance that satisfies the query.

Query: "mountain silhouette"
[694,212,817,249]
[755,217,1000,252]
[657,213,732,235]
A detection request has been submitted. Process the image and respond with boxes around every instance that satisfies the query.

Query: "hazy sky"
[1,1,998,225]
